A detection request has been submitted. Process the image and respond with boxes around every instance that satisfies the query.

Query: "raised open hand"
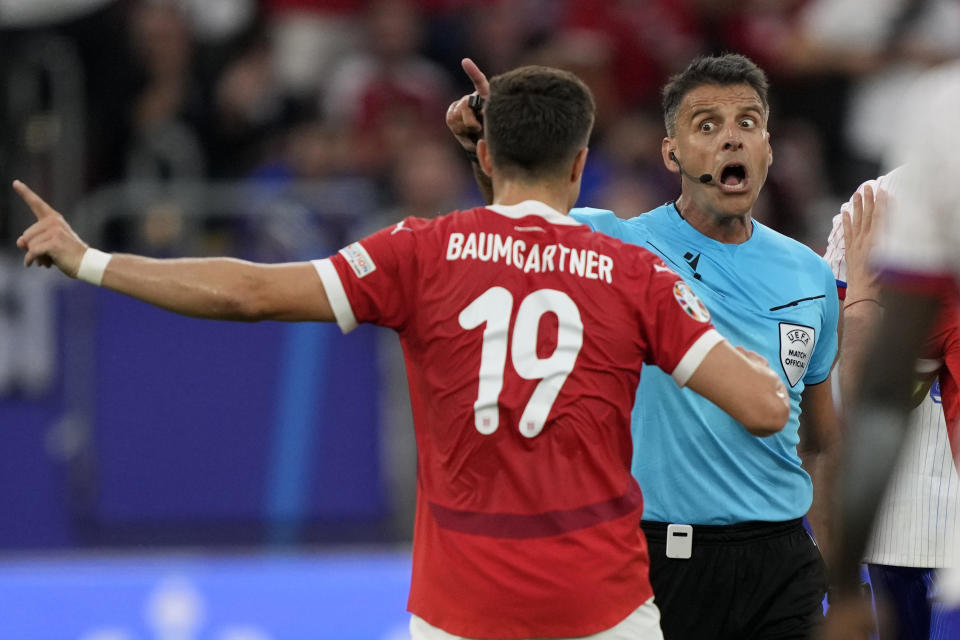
[842,183,887,305]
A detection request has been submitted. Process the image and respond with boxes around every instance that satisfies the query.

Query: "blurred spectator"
[0,1,128,247]
[0,0,114,27]
[380,136,472,223]
[753,119,838,249]
[0,256,57,397]
[83,0,212,254]
[694,0,809,71]
[323,0,453,177]
[260,118,353,184]
[266,0,364,98]
[241,113,372,261]
[124,0,207,181]
[790,0,960,186]
[206,34,289,178]
[557,0,701,112]
[589,110,677,215]
[456,0,554,78]
[179,0,257,45]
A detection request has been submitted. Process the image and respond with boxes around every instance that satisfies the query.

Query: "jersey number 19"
[458,287,583,438]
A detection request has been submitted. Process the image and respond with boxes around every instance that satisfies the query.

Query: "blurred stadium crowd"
[1,6,960,636]
[3,0,959,258]
[2,0,960,550]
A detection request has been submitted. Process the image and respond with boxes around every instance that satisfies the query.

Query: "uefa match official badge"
[672,281,711,322]
[779,322,815,386]
[340,242,377,278]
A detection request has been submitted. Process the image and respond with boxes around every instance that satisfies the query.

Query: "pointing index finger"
[461,58,490,97]
[12,180,57,221]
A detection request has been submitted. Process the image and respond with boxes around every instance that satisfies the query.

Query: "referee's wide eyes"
[699,121,715,133]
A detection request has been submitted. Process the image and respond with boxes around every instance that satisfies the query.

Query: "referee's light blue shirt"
[571,204,839,524]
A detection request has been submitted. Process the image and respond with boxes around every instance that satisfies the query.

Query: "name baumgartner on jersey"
[445,232,615,283]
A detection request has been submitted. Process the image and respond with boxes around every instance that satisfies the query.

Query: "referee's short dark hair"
[484,66,595,181]
[662,54,770,136]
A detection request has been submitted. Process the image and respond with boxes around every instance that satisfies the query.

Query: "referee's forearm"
[798,377,841,561]
[801,443,840,562]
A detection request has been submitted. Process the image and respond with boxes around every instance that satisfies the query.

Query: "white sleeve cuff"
[671,329,725,387]
[915,358,943,375]
[312,258,358,334]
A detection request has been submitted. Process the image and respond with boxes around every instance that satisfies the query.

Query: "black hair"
[662,54,769,136]
[484,65,596,180]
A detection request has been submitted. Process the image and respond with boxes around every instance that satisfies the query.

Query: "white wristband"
[76,248,112,286]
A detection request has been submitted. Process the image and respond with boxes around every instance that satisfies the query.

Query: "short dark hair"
[484,66,595,180]
[662,54,770,136]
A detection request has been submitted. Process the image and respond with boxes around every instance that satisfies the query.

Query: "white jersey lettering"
[523,243,541,273]
[558,244,571,272]
[512,239,526,269]
[493,234,512,265]
[445,233,614,284]
[446,233,464,260]
[598,255,614,283]
[462,233,478,260]
[542,244,557,272]
[477,232,493,261]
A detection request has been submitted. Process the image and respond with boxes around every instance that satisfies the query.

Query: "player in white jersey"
[824,171,960,640]
[875,64,960,283]
[825,62,960,640]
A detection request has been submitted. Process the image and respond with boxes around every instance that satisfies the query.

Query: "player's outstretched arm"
[685,341,790,436]
[13,180,334,323]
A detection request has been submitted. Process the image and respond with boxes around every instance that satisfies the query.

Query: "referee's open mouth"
[717,163,749,194]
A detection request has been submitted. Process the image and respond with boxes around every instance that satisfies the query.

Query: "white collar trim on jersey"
[486,200,583,226]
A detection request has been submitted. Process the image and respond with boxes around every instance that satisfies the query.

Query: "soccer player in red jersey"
[13,66,789,639]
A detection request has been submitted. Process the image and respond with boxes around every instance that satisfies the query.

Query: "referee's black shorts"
[642,518,827,640]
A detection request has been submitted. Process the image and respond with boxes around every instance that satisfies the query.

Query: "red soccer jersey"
[924,307,960,467]
[313,201,722,638]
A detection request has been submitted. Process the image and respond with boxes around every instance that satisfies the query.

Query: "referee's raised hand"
[445,58,490,153]
[13,180,88,278]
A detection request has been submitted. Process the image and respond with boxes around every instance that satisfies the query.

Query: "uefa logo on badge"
[672,281,711,323]
[779,322,815,387]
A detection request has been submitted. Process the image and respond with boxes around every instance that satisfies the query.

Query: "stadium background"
[1,0,957,637]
